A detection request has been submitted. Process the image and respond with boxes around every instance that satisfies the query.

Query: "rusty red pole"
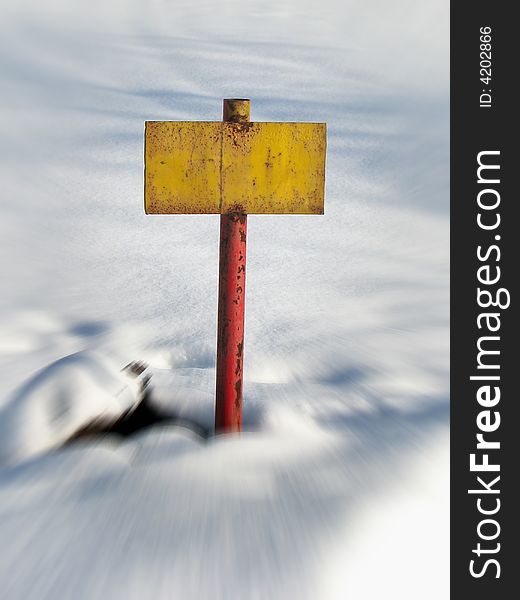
[215,99,250,433]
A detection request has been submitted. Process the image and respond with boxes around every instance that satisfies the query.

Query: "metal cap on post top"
[223,98,250,123]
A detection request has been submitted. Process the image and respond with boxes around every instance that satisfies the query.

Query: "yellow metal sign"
[145,121,326,214]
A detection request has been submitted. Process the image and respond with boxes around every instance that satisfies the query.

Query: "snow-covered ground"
[0,1,449,598]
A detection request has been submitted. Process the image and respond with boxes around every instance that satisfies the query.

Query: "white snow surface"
[0,1,449,598]
[0,351,143,466]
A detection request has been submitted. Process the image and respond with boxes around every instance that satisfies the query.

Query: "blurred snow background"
[0,0,449,598]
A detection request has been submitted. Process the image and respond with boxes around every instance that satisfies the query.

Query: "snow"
[0,351,143,466]
[0,0,449,598]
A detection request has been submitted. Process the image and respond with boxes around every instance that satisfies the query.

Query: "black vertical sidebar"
[451,3,517,598]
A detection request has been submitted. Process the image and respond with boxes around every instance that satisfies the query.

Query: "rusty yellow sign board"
[144,121,326,214]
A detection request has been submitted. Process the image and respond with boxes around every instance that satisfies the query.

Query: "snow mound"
[0,352,144,467]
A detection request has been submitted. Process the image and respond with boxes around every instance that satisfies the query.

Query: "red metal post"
[215,99,250,433]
